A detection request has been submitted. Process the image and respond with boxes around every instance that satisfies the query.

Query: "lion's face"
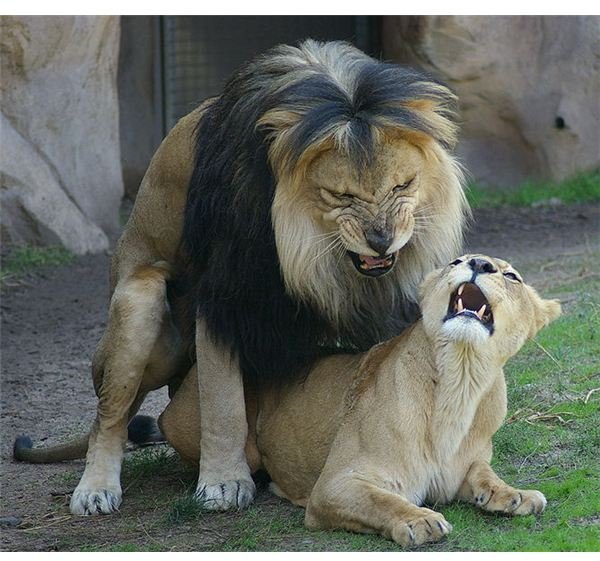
[420,254,561,358]
[306,138,425,277]
[271,134,467,331]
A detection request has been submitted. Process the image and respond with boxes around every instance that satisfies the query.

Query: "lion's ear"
[529,293,562,338]
[256,109,302,136]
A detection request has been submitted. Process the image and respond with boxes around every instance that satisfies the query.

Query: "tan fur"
[160,255,561,546]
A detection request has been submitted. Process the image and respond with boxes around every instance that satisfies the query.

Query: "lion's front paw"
[391,509,452,547]
[195,478,256,511]
[474,484,546,515]
[70,487,122,515]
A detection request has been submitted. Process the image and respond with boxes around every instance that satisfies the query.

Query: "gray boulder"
[1,16,123,253]
[383,16,600,187]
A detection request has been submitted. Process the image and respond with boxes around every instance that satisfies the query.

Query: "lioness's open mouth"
[444,282,494,332]
[348,251,397,277]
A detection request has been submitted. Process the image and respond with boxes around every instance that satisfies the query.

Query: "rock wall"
[1,16,123,254]
[383,16,600,187]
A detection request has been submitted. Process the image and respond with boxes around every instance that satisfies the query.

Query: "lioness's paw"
[474,485,546,515]
[70,487,122,515]
[195,478,256,511]
[391,510,452,547]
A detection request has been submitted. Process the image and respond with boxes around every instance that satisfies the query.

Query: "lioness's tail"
[13,416,165,464]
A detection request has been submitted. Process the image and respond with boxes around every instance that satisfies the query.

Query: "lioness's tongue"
[360,255,387,267]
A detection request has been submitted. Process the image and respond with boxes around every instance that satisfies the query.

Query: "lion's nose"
[468,258,497,275]
[365,228,393,256]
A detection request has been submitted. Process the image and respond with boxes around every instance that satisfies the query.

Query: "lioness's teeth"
[477,304,486,319]
[458,284,464,296]
[457,298,464,312]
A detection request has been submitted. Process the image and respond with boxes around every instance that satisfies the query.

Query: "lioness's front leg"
[194,319,255,510]
[459,460,547,515]
[306,473,452,547]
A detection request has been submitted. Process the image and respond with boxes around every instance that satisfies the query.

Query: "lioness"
[158,255,560,546]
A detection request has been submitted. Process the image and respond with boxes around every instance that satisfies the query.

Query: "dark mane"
[182,40,456,386]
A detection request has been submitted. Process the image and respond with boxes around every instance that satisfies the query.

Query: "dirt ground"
[1,202,598,551]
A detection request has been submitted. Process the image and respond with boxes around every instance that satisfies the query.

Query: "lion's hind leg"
[459,460,547,516]
[70,263,176,515]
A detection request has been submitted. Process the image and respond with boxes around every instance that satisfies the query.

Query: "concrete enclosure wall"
[1,15,123,254]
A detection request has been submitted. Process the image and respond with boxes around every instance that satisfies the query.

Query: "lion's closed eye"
[393,176,416,193]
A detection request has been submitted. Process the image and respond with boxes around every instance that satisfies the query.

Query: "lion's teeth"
[458,284,464,296]
[477,304,486,319]
[457,298,464,312]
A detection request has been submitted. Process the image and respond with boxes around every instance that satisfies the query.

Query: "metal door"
[161,16,381,131]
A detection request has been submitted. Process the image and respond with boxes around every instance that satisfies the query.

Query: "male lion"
[157,255,561,546]
[14,40,468,515]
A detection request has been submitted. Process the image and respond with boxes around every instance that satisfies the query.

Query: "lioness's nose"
[365,228,393,256]
[469,258,497,275]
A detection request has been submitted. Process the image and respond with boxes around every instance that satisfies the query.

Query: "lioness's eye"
[393,177,415,193]
[449,259,463,266]
[503,271,521,282]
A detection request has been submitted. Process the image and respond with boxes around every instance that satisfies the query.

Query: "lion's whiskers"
[413,203,437,216]
[334,242,348,268]
[309,236,344,267]
[302,231,340,243]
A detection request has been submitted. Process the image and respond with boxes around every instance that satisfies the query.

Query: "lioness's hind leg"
[71,264,174,515]
[460,461,547,515]
[306,475,452,547]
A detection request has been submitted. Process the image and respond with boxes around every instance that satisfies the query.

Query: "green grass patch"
[121,446,180,483]
[0,245,74,283]
[467,171,600,208]
[167,491,207,524]
[462,280,600,551]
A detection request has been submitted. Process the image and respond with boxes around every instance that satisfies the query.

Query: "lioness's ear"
[529,294,562,338]
[544,299,562,324]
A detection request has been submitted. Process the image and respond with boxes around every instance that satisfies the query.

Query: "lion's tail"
[13,416,165,464]
[13,435,89,463]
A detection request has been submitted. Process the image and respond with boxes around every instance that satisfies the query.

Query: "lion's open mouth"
[444,282,494,332]
[348,251,397,277]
